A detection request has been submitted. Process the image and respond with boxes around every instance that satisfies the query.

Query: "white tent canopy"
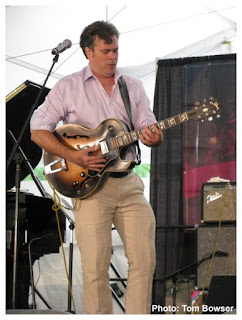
[6,0,238,98]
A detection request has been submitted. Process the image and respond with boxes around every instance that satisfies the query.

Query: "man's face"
[85,35,119,79]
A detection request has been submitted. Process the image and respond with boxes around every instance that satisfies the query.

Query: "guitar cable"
[46,175,77,314]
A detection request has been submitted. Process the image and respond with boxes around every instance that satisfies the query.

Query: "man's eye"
[102,49,118,54]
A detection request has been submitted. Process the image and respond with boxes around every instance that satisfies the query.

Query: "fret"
[118,136,124,146]
[126,133,133,144]
[111,139,115,149]
[168,117,176,127]
[122,134,129,145]
[131,131,138,141]
[112,137,119,149]
[159,121,166,130]
[179,113,187,123]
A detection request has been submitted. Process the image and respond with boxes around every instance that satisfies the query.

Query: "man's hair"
[80,21,119,58]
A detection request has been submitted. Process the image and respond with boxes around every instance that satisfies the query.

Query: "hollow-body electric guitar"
[44,98,221,199]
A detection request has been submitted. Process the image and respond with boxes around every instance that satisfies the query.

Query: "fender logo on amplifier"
[202,182,236,223]
[206,192,222,204]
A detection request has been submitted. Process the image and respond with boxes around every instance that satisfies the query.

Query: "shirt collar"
[84,64,122,83]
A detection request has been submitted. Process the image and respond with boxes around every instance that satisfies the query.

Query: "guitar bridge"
[100,140,109,155]
[44,158,67,175]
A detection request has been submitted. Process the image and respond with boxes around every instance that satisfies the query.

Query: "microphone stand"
[67,221,75,313]
[7,53,60,309]
[28,237,42,309]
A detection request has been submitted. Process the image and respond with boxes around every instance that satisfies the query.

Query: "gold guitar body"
[44,119,133,199]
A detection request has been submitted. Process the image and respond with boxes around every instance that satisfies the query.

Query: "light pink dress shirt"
[31,65,157,160]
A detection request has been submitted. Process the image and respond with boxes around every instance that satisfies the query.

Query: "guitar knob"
[108,125,114,131]
[73,181,79,186]
[80,172,86,177]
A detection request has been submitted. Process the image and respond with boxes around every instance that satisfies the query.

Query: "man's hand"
[139,124,163,147]
[69,145,106,172]
[31,130,106,172]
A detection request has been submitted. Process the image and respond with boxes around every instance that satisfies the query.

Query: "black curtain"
[150,54,236,308]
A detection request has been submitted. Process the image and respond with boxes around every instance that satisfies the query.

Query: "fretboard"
[111,112,188,149]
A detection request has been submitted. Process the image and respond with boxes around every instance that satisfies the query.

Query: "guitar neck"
[153,111,189,132]
[111,111,189,149]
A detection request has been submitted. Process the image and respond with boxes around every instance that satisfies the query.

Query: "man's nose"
[108,50,117,59]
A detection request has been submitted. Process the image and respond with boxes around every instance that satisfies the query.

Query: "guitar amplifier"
[201,182,236,223]
[196,224,236,289]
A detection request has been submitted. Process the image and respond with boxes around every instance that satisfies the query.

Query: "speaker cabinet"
[196,224,236,288]
[202,182,236,223]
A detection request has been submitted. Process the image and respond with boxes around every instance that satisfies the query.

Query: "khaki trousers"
[73,172,156,314]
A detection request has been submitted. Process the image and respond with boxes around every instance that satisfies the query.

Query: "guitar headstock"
[187,97,221,122]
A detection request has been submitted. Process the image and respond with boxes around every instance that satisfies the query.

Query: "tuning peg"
[208,116,213,121]
[216,114,221,119]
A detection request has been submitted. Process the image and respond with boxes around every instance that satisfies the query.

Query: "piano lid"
[6,80,50,190]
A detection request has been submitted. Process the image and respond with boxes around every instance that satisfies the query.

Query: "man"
[31,21,163,314]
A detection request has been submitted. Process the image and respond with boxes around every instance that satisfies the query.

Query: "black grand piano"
[6,81,66,310]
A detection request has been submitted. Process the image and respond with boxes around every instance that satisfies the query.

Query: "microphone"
[52,39,72,55]
[215,250,228,257]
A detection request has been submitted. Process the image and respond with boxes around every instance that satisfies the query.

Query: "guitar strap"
[118,76,141,165]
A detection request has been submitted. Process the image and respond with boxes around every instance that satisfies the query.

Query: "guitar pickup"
[44,158,67,175]
[100,140,109,155]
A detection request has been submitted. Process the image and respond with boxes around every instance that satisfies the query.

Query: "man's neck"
[91,70,115,96]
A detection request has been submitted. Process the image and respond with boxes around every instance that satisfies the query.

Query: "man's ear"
[85,47,91,59]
